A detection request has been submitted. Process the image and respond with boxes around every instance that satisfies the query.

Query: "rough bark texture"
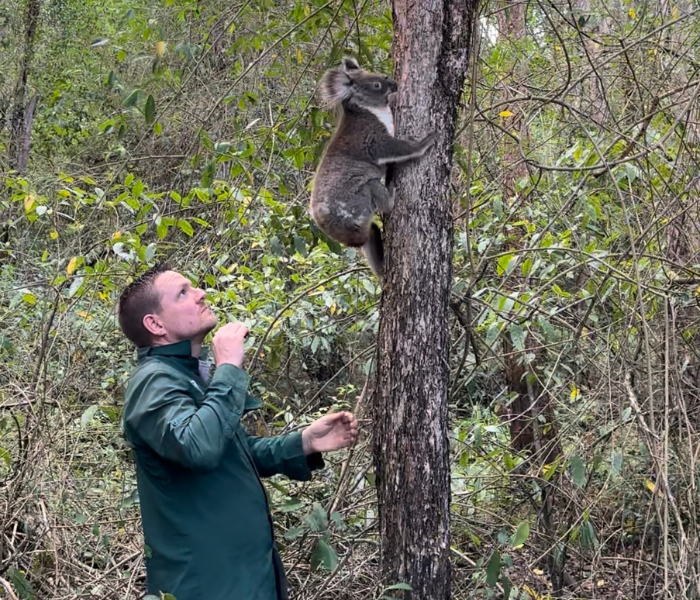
[9,0,41,173]
[372,1,478,599]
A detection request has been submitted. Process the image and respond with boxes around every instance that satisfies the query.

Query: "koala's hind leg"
[367,178,395,215]
[362,223,384,280]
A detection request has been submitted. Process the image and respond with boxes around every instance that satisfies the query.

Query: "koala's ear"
[341,57,361,72]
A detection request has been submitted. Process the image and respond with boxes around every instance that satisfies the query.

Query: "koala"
[309,57,437,280]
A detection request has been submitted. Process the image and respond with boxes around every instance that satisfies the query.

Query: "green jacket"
[121,340,323,600]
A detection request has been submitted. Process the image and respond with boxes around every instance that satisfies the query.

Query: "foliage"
[3,0,700,598]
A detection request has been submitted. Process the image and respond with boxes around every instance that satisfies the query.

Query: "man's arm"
[246,432,324,480]
[245,411,357,479]
[125,363,250,472]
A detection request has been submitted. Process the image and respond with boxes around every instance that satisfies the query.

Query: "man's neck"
[190,339,202,358]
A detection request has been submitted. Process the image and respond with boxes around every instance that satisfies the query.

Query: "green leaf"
[145,94,156,125]
[278,499,304,513]
[497,253,515,276]
[611,451,623,476]
[383,583,412,591]
[294,235,307,257]
[283,527,307,540]
[7,568,35,599]
[310,538,338,572]
[122,88,141,107]
[81,405,100,427]
[157,221,168,239]
[178,220,194,236]
[509,324,526,352]
[22,292,37,305]
[120,489,139,509]
[304,502,328,531]
[580,520,596,549]
[0,446,11,465]
[511,521,530,548]
[486,549,501,586]
[570,454,586,487]
[145,243,157,262]
[502,575,513,599]
[202,160,216,188]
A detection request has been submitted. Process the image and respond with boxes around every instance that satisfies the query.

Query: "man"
[117,264,358,600]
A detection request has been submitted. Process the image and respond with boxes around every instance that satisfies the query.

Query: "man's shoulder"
[123,358,188,407]
[126,356,182,384]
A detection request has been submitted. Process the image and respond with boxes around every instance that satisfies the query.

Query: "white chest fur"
[367,106,395,137]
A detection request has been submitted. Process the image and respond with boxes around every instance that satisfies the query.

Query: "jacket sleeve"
[246,431,324,481]
[125,364,250,472]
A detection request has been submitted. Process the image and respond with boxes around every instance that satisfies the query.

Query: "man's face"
[146,271,218,345]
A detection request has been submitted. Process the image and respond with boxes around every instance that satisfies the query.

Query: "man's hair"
[118,263,170,348]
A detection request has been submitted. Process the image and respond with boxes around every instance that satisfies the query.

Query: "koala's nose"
[387,78,397,91]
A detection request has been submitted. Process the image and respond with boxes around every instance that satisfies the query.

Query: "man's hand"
[301,412,358,455]
[212,323,249,368]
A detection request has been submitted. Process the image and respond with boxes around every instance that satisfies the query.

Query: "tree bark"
[372,1,478,599]
[9,0,41,173]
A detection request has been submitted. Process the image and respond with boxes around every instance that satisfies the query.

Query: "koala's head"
[319,57,396,109]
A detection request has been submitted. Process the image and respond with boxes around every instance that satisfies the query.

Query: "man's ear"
[143,313,165,337]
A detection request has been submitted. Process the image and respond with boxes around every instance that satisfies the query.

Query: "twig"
[0,577,18,600]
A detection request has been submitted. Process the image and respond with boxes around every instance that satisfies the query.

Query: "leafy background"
[2,0,700,598]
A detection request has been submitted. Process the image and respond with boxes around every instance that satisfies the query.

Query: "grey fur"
[310,58,436,280]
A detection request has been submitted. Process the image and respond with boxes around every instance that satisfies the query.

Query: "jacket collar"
[137,340,210,362]
[137,339,193,361]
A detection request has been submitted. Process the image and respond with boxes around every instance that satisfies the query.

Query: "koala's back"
[310,107,388,247]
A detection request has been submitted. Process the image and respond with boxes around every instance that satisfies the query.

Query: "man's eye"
[180,290,187,296]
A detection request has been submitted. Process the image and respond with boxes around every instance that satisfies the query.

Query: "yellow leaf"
[672,6,680,19]
[155,41,166,57]
[628,8,636,18]
[50,230,58,240]
[66,256,78,275]
[532,568,544,576]
[296,48,303,64]
[570,385,579,400]
[597,579,606,587]
[523,585,540,599]
[499,110,514,118]
[645,478,664,497]
[112,231,122,240]
[23,194,36,213]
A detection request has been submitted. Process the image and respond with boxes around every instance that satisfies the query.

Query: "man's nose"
[195,289,207,302]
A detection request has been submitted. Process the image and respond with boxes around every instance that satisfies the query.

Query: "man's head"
[118,264,217,348]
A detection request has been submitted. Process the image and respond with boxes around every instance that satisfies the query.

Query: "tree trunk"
[9,0,41,173]
[372,1,478,598]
